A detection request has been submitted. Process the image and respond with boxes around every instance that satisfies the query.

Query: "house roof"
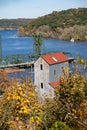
[49,81,59,89]
[41,52,69,65]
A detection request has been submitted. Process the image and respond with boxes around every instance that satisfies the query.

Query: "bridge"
[0,33,45,68]
[0,54,36,68]
[0,61,34,68]
[0,33,74,69]
[0,52,74,69]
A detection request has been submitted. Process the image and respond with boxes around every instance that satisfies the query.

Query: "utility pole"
[0,35,2,59]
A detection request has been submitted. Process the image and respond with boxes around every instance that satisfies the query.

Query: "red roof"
[41,52,68,65]
[49,81,59,89]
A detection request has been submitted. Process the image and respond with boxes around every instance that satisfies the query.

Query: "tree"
[0,70,10,94]
[0,80,43,130]
[40,70,87,130]
[33,34,44,59]
[56,71,87,129]
[77,54,87,70]
[40,99,60,130]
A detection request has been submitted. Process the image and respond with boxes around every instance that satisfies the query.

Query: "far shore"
[4,68,25,74]
[0,27,17,30]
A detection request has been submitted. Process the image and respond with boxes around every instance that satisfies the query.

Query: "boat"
[70,38,74,42]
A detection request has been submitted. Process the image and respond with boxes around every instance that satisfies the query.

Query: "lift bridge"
[0,34,74,68]
[0,34,46,68]
[0,54,37,68]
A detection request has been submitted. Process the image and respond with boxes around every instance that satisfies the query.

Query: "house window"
[40,64,43,70]
[54,70,56,75]
[41,83,43,88]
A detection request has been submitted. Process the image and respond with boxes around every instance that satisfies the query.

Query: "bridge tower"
[33,34,46,59]
[0,35,2,59]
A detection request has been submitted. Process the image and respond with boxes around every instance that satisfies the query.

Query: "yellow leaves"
[6,96,10,100]
[79,100,87,116]
[79,111,83,116]
[7,119,28,130]
[18,86,22,91]
[19,105,31,114]
[35,109,38,113]
[26,99,29,103]
[12,95,17,100]
[36,116,42,123]
[13,94,21,101]
[30,117,34,124]
[6,93,11,100]
[30,93,35,97]
[72,109,76,114]
[17,95,21,100]
[80,100,87,107]
[81,59,84,64]
[30,115,42,125]
[79,100,87,127]
[0,79,43,129]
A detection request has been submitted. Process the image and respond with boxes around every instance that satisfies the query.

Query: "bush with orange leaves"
[56,70,87,130]
[0,70,10,93]
[0,80,43,130]
[40,70,87,130]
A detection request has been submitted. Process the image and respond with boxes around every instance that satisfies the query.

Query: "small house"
[34,52,69,100]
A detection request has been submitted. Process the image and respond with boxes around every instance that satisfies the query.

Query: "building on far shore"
[34,52,69,100]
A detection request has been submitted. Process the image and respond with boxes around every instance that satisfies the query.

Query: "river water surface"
[0,30,87,59]
[0,30,87,79]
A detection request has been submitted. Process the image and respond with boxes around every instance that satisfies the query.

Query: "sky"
[0,0,87,19]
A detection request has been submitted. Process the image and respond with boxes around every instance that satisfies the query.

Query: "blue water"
[0,30,87,79]
[8,68,34,81]
[0,30,87,59]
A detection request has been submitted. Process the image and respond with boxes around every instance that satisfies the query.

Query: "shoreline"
[4,68,25,74]
[0,29,87,42]
[0,28,17,31]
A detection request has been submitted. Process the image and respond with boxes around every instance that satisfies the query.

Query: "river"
[0,30,87,79]
[0,30,87,59]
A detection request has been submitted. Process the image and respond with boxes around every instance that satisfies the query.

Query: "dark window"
[41,83,43,88]
[40,64,43,70]
[54,70,56,75]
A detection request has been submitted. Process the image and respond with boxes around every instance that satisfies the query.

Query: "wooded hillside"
[0,19,32,30]
[19,8,87,41]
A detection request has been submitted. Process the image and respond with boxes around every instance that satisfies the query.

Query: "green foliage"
[0,19,31,29]
[11,59,23,64]
[33,34,44,58]
[19,8,87,41]
[49,121,71,130]
[26,8,87,29]
[40,99,59,130]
